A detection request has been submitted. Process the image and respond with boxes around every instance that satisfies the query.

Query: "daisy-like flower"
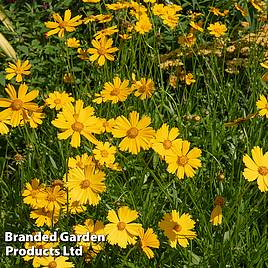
[210,196,224,225]
[63,199,87,214]
[5,59,31,82]
[37,186,66,211]
[189,21,204,32]
[151,123,181,158]
[256,95,268,118]
[104,206,142,248]
[83,0,100,3]
[94,26,119,40]
[112,111,155,154]
[51,100,102,148]
[135,15,152,34]
[45,91,74,110]
[243,146,268,192]
[30,208,60,227]
[22,178,45,208]
[0,109,11,135]
[207,22,227,37]
[68,153,95,169]
[37,256,74,268]
[132,78,155,100]
[66,37,80,48]
[178,33,196,47]
[67,165,106,205]
[99,118,116,133]
[138,228,160,259]
[165,140,201,179]
[21,107,45,129]
[87,36,119,66]
[159,210,197,248]
[93,142,116,166]
[44,9,82,38]
[98,77,132,104]
[0,83,39,127]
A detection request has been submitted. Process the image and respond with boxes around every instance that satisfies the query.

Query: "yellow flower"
[104,206,142,248]
[209,7,229,17]
[37,256,74,268]
[112,111,155,154]
[37,186,66,211]
[87,36,119,66]
[30,208,60,227]
[93,142,116,166]
[210,196,224,225]
[99,118,116,133]
[132,78,155,100]
[159,210,197,248]
[66,37,80,48]
[21,107,45,129]
[83,0,100,2]
[5,59,31,82]
[68,153,95,169]
[45,9,82,38]
[98,77,132,104]
[190,21,204,32]
[207,22,227,37]
[67,165,106,205]
[45,91,74,110]
[243,146,268,192]
[234,4,248,17]
[135,15,152,34]
[63,199,87,214]
[22,179,45,208]
[165,140,202,179]
[51,100,102,148]
[256,95,268,118]
[138,228,160,259]
[0,109,11,135]
[151,123,181,158]
[178,33,196,47]
[106,3,130,10]
[184,73,196,85]
[0,83,39,127]
[94,26,119,40]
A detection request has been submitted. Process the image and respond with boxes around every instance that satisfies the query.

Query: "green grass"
[0,0,268,267]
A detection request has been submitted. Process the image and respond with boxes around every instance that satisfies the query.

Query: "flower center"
[265,104,268,109]
[71,122,84,132]
[258,166,268,176]
[54,98,61,104]
[48,261,57,268]
[80,179,90,189]
[100,150,109,157]
[139,85,146,93]
[59,21,68,28]
[173,224,182,232]
[16,66,23,74]
[117,221,126,231]
[177,156,188,166]
[98,47,106,55]
[47,194,56,202]
[110,88,120,96]
[77,161,84,168]
[163,140,172,150]
[31,190,38,198]
[127,127,139,138]
[72,200,80,207]
[11,99,23,111]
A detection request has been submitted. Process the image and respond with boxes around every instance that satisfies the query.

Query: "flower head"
[37,256,74,268]
[243,146,268,192]
[159,210,197,248]
[93,142,116,166]
[256,95,268,118]
[5,59,31,82]
[132,78,155,100]
[45,91,74,110]
[207,22,227,37]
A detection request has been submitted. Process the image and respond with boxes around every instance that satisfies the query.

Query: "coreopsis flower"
[37,186,66,211]
[21,107,45,129]
[104,206,142,248]
[189,21,204,32]
[96,77,132,104]
[94,14,113,23]
[0,83,39,127]
[256,95,268,118]
[63,199,87,214]
[243,146,268,192]
[151,124,181,158]
[210,196,224,225]
[165,140,202,179]
[209,7,229,17]
[22,179,45,208]
[68,153,95,169]
[67,165,106,205]
[51,100,102,148]
[5,59,31,82]
[159,210,197,248]
[99,118,116,133]
[30,208,59,227]
[184,73,196,85]
[87,36,119,66]
[37,256,74,268]
[93,142,116,166]
[66,37,80,48]
[83,0,100,2]
[77,48,90,61]
[94,26,119,40]
[112,111,155,154]
[132,78,155,100]
[234,4,248,17]
[250,0,263,11]
[178,33,196,47]
[138,228,160,259]
[135,15,152,34]
[207,22,227,37]
[0,110,10,135]
[45,91,74,110]
[119,33,132,40]
[44,9,82,38]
